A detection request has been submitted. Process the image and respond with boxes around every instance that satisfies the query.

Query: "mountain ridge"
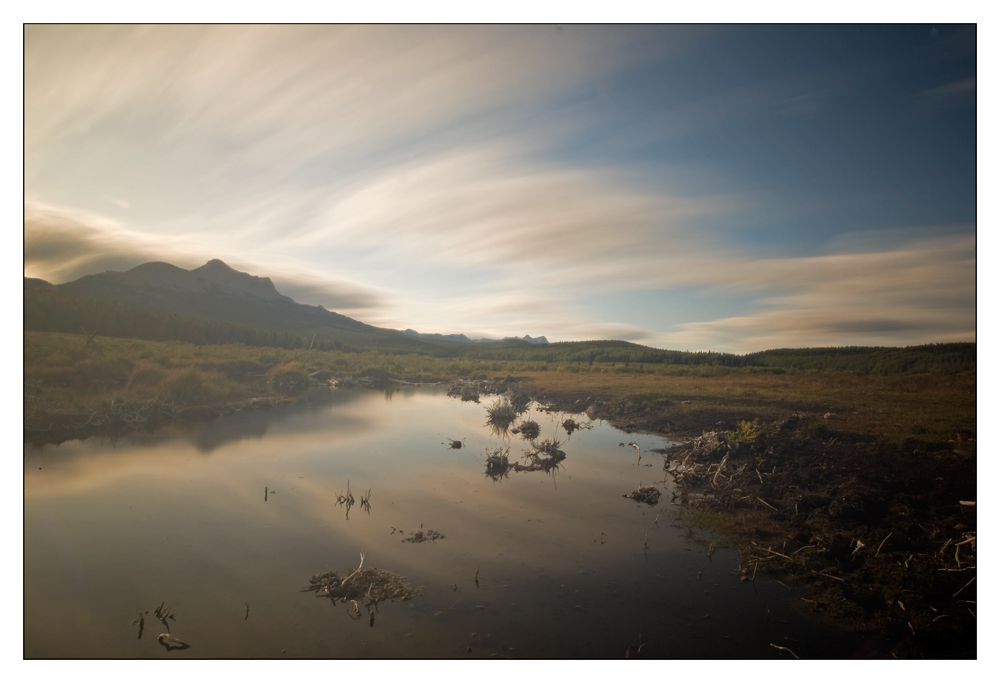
[42,259,549,349]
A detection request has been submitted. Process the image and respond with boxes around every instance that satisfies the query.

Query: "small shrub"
[734,419,764,443]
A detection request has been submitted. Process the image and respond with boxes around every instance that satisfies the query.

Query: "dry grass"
[485,397,519,436]
[302,567,418,604]
[521,368,975,444]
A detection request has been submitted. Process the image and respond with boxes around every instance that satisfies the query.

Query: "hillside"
[33,260,468,355]
[24,259,976,375]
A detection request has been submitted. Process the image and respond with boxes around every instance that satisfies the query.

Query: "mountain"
[29,259,549,354]
[403,329,473,343]
[403,330,549,344]
[35,259,455,354]
[23,263,975,374]
[512,335,549,344]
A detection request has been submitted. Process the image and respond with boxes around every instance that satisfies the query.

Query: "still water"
[24,387,860,658]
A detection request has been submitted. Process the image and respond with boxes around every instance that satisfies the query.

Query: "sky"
[23,24,977,353]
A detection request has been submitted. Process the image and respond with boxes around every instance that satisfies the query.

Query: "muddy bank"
[523,381,976,659]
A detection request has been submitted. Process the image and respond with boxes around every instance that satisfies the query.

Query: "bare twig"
[340,551,368,587]
[762,546,793,561]
[770,643,800,659]
[757,497,778,512]
[876,532,892,556]
[811,570,845,583]
[952,576,976,598]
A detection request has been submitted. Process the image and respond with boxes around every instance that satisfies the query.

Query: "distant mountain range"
[402,329,548,344]
[25,259,548,351]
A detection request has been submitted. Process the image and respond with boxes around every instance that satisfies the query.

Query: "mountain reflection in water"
[24,387,862,658]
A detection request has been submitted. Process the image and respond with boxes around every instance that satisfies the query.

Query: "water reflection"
[24,387,863,658]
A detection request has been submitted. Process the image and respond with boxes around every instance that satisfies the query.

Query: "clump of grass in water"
[529,438,566,460]
[562,418,592,435]
[516,438,567,473]
[485,446,513,480]
[515,419,540,440]
[485,397,518,436]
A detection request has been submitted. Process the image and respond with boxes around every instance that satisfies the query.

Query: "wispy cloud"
[307,145,745,271]
[919,76,976,110]
[657,235,975,352]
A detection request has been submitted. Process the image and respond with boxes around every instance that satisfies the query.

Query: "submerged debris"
[402,529,445,543]
[624,485,662,506]
[302,552,420,612]
[447,438,465,449]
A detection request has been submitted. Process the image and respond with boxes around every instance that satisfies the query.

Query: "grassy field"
[520,366,976,447]
[24,331,975,447]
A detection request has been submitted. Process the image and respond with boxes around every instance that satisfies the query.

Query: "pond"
[24,386,862,658]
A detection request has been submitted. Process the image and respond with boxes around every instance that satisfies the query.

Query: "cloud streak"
[23,201,388,315]
[23,26,976,353]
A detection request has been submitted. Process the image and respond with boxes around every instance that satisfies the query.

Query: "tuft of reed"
[485,397,518,436]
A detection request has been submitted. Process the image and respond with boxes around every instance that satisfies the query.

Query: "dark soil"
[526,382,976,659]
